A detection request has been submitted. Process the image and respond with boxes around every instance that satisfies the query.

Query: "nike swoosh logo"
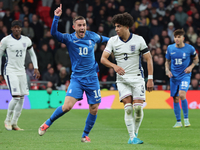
[116,48,120,50]
[73,40,79,43]
[96,98,101,102]
[171,52,175,55]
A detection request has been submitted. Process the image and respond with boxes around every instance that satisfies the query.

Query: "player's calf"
[134,103,143,122]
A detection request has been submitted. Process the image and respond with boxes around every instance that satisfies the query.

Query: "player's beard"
[77,31,85,38]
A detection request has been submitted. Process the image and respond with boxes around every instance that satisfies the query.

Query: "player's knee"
[134,103,143,117]
[173,97,179,103]
[124,103,133,115]
[62,105,72,112]
[90,107,98,115]
[179,94,186,100]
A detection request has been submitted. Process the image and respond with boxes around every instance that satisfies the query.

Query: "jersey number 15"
[175,58,182,65]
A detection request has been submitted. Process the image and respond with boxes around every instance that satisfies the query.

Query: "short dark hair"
[11,20,22,28]
[112,12,134,28]
[173,29,185,37]
[73,16,85,24]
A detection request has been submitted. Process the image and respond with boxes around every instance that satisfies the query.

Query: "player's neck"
[120,32,130,42]
[13,34,21,40]
[176,42,185,48]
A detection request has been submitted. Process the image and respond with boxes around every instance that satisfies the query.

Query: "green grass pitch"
[0,109,200,150]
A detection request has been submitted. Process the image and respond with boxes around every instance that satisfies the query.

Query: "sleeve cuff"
[54,15,60,20]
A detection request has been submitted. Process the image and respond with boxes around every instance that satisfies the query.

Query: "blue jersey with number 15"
[51,16,109,78]
[165,43,196,80]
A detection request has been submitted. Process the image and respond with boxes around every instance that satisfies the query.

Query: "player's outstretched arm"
[101,51,125,76]
[101,36,110,43]
[165,59,173,78]
[143,52,154,92]
[184,55,199,73]
[51,4,65,43]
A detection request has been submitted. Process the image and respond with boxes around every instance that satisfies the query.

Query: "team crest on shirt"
[13,88,17,92]
[23,43,26,47]
[130,45,135,52]
[183,53,186,59]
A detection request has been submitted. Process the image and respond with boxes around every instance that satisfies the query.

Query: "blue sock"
[173,102,181,122]
[82,113,97,138]
[46,106,66,126]
[181,99,188,119]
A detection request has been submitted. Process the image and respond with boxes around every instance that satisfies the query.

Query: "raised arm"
[50,4,65,43]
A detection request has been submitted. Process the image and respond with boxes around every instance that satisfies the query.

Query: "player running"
[165,29,199,128]
[0,20,40,131]
[38,4,109,142]
[101,12,154,144]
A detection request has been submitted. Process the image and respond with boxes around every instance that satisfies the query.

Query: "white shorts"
[117,76,145,102]
[4,74,29,96]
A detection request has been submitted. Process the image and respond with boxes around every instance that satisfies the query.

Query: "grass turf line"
[0,109,200,150]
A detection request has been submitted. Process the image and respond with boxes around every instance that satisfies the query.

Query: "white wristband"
[148,75,153,79]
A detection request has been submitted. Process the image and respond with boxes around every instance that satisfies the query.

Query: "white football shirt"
[104,33,149,82]
[0,34,32,75]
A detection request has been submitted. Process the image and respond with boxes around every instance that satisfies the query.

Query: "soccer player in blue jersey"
[165,29,199,128]
[38,4,109,142]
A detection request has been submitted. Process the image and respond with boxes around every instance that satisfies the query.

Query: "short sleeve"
[0,37,7,52]
[165,46,171,60]
[190,45,196,58]
[91,32,101,43]
[139,36,148,51]
[104,38,113,54]
[26,37,33,50]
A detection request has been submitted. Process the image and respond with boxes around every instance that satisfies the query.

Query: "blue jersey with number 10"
[51,16,109,78]
[165,43,196,80]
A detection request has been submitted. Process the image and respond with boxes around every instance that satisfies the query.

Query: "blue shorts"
[66,76,101,104]
[170,77,191,97]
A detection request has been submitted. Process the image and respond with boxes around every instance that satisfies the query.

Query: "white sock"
[133,103,144,135]
[5,97,20,122]
[11,97,24,125]
[124,103,135,140]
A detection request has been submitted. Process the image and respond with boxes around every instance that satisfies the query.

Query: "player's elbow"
[100,56,105,65]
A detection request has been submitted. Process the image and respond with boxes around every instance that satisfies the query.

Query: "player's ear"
[72,25,75,30]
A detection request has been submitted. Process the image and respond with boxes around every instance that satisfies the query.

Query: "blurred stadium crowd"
[0,0,200,91]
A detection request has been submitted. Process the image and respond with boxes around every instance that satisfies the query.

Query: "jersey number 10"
[79,47,88,55]
[175,58,182,65]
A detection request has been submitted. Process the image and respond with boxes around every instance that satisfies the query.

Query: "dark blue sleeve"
[51,16,66,43]
[190,45,197,58]
[165,46,171,60]
[101,36,110,43]
[92,32,109,43]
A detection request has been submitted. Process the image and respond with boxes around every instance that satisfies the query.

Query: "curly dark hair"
[112,12,134,28]
[173,29,185,37]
